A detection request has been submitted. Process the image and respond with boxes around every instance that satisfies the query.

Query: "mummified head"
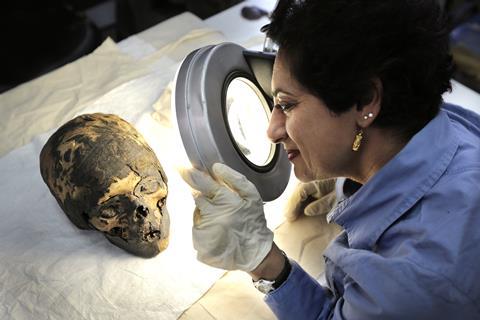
[40,113,170,258]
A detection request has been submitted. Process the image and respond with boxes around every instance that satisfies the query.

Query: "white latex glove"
[179,163,273,272]
[283,179,337,222]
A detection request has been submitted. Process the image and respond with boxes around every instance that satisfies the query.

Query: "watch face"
[253,279,275,294]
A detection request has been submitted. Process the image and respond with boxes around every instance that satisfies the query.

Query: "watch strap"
[272,251,291,289]
[253,251,291,294]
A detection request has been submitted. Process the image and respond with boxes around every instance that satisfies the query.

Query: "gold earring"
[352,129,363,151]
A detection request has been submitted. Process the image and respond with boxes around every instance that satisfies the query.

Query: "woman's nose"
[267,107,287,144]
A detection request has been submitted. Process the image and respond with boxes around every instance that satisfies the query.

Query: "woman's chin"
[293,165,314,182]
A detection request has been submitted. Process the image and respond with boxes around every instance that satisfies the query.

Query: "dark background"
[0,0,242,94]
[0,0,479,94]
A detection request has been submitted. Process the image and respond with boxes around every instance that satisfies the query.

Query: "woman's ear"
[356,78,382,128]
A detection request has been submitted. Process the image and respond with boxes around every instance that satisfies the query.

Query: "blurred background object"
[0,0,241,94]
[240,5,268,20]
[0,1,102,94]
[448,0,480,92]
[1,0,479,95]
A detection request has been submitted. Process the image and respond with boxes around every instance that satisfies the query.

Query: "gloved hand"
[179,163,273,272]
[283,179,337,222]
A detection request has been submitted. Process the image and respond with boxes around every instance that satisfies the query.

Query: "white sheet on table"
[0,127,223,320]
[0,38,152,158]
[0,12,234,320]
[0,12,226,160]
[0,76,221,320]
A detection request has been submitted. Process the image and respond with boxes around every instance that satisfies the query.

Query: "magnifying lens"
[173,42,290,201]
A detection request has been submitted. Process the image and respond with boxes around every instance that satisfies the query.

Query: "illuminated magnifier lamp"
[173,42,290,201]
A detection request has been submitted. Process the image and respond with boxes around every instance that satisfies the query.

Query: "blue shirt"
[265,104,480,319]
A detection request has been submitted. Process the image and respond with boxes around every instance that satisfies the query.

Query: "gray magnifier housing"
[174,42,290,201]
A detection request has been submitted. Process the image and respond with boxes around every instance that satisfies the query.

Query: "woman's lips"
[287,150,300,161]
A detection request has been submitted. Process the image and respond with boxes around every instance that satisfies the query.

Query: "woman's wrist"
[249,242,286,281]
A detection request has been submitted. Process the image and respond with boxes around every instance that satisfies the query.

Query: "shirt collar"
[327,108,459,250]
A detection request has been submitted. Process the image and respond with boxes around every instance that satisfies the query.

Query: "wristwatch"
[253,251,291,294]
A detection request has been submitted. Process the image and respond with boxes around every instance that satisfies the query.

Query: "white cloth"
[0,12,231,320]
[0,132,222,320]
[0,38,150,158]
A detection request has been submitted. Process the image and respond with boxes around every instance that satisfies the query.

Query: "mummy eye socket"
[135,177,165,196]
[158,197,166,207]
[100,207,117,219]
[110,227,122,236]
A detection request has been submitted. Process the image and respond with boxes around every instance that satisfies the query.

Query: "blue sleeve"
[264,260,335,320]
[265,169,480,319]
[267,243,479,320]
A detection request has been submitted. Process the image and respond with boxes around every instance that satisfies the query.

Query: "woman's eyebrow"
[272,88,295,97]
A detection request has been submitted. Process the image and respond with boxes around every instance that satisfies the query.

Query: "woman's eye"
[274,102,297,113]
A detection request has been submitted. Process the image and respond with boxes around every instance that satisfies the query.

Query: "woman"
[180,0,480,318]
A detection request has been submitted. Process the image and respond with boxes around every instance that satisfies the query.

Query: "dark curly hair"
[265,0,454,139]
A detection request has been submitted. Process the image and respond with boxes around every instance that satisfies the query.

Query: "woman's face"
[267,51,359,181]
